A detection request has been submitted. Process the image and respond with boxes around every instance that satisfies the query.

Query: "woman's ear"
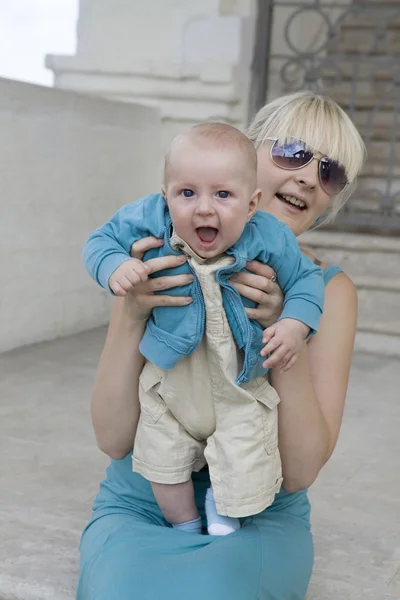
[247,188,262,220]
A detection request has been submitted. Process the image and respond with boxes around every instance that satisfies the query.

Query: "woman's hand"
[229,260,283,328]
[91,236,193,458]
[121,236,193,322]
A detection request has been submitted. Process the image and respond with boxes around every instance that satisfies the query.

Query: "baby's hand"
[109,258,150,296]
[260,319,310,372]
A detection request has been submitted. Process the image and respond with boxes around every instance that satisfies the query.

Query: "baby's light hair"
[246,91,366,223]
[164,122,257,188]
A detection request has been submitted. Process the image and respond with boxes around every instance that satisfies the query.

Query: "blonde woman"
[77,91,365,600]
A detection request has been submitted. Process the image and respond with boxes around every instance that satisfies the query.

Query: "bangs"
[250,93,366,184]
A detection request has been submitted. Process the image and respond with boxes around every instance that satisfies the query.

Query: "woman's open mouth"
[276,193,307,211]
[196,227,219,248]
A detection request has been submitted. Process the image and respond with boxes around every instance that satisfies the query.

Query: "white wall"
[46,0,257,148]
[0,78,162,353]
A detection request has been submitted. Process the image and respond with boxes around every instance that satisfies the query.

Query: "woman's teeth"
[279,194,306,208]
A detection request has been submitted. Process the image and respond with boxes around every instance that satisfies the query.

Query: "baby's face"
[163,140,259,259]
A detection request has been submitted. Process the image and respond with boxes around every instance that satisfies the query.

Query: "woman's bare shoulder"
[300,247,328,269]
[300,247,356,301]
[324,269,357,303]
[314,269,357,342]
[300,247,353,278]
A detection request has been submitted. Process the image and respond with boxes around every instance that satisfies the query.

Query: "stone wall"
[46,0,258,149]
[0,78,162,353]
[300,229,400,357]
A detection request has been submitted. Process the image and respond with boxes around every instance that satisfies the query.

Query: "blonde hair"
[246,91,366,223]
[164,122,257,187]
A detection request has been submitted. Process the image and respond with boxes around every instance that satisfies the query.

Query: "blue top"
[322,264,343,284]
[83,193,324,385]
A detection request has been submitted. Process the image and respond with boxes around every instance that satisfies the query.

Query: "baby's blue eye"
[181,189,194,198]
[216,191,230,199]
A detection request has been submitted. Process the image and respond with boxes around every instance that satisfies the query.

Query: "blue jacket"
[83,193,324,385]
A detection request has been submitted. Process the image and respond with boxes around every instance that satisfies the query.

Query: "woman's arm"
[91,240,193,459]
[232,261,358,492]
[271,272,358,491]
[90,299,146,460]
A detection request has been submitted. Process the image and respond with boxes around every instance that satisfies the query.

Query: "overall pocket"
[248,377,280,455]
[138,362,168,424]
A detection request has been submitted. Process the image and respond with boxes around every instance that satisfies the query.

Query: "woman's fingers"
[245,260,276,280]
[135,273,194,293]
[244,306,270,321]
[150,273,194,292]
[230,272,277,295]
[144,253,187,275]
[136,293,192,308]
[230,281,270,306]
[130,236,164,259]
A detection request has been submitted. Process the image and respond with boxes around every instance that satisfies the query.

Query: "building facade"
[46,0,400,355]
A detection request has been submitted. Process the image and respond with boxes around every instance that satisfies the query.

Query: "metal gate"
[249,0,400,235]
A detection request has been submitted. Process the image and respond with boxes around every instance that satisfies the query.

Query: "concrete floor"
[0,328,399,600]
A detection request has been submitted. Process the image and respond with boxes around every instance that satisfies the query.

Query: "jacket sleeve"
[272,223,324,334]
[82,194,165,291]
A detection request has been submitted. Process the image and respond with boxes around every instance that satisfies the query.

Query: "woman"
[77,91,365,600]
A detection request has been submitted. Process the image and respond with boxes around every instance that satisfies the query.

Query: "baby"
[84,123,324,535]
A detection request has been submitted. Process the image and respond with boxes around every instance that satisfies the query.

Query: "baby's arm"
[260,318,310,372]
[109,258,150,296]
[249,215,325,372]
[83,195,164,293]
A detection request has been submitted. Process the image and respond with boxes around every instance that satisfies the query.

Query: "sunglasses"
[267,137,348,196]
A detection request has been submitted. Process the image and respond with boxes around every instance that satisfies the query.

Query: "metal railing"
[249,0,400,235]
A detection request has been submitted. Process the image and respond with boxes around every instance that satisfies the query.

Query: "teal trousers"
[77,456,313,599]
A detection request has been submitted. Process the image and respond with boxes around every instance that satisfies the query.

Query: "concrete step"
[355,330,400,358]
[352,0,400,5]
[346,197,400,216]
[355,276,400,338]
[2,329,400,600]
[299,230,400,342]
[355,161,400,178]
[330,215,400,236]
[299,230,400,280]
[357,176,400,193]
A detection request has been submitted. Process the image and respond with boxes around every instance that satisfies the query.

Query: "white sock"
[205,487,240,536]
[172,516,202,534]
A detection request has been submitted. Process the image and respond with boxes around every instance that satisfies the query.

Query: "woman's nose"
[294,159,319,189]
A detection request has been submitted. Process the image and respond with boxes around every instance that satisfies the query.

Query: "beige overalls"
[133,233,283,517]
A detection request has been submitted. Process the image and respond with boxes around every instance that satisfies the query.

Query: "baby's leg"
[151,480,202,533]
[205,487,240,536]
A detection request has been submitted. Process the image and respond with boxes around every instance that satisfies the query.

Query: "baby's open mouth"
[276,193,307,210]
[196,227,219,243]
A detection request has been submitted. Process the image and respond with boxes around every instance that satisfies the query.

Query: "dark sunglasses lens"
[319,158,347,195]
[271,139,313,169]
